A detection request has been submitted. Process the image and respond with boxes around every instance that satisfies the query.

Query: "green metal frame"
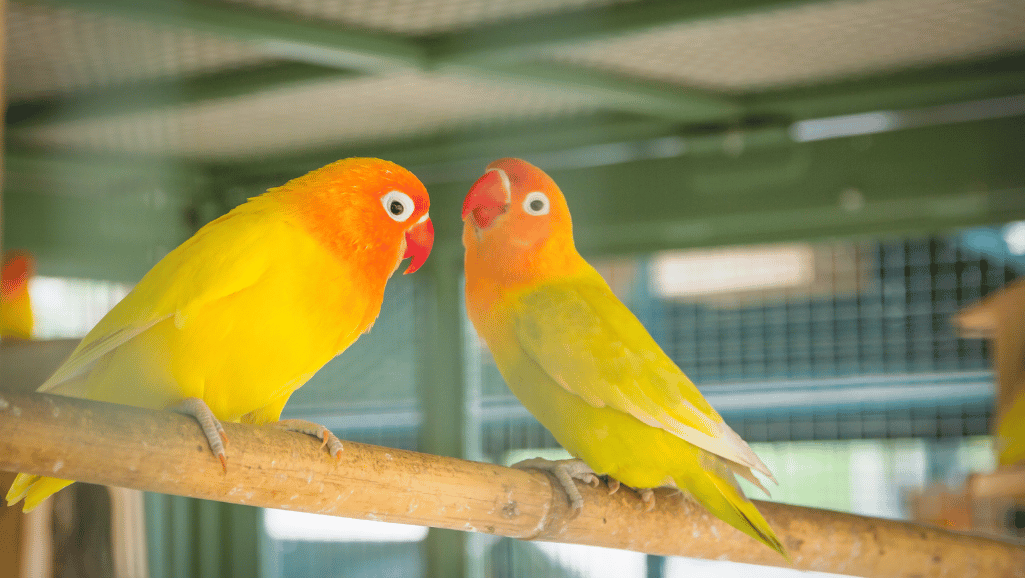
[415,249,470,578]
[426,0,822,64]
[7,114,1025,278]
[16,0,1025,128]
[33,0,426,71]
[5,2,1025,577]
[7,62,351,127]
[146,493,259,578]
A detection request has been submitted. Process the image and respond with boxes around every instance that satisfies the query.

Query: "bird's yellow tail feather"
[680,470,790,562]
[6,473,75,512]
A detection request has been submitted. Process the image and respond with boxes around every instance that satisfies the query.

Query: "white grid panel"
[6,2,271,101]
[12,72,600,161]
[550,0,1025,92]
[218,0,636,35]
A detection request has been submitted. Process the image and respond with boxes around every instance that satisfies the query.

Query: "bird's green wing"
[512,278,774,481]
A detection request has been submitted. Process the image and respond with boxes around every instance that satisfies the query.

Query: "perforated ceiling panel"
[14,72,600,160]
[550,0,1025,92]
[6,0,1024,162]
[6,3,271,101]
[217,0,635,35]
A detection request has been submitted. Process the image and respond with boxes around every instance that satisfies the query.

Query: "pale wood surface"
[0,391,1022,577]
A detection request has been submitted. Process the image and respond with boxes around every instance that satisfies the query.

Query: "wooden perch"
[0,391,1022,577]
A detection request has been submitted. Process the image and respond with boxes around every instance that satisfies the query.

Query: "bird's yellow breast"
[82,209,386,422]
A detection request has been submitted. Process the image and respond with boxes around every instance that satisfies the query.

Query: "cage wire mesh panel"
[220,0,636,35]
[261,275,428,578]
[10,72,601,161]
[465,229,1019,578]
[549,0,1025,92]
[5,2,270,101]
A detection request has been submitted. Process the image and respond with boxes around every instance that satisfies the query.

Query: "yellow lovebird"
[462,158,786,558]
[6,158,434,512]
[1,250,35,340]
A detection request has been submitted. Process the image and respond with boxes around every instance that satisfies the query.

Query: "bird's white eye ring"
[381,190,415,222]
[523,191,549,216]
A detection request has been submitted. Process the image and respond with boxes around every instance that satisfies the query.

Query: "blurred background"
[1,0,1024,577]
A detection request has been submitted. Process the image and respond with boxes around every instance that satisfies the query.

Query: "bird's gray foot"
[272,419,344,460]
[639,488,656,511]
[171,397,228,472]
[603,474,658,511]
[512,458,600,513]
[606,476,621,495]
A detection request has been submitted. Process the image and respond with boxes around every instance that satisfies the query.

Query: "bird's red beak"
[462,168,509,230]
[403,215,434,274]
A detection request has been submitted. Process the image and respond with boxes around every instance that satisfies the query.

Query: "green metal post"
[416,245,469,578]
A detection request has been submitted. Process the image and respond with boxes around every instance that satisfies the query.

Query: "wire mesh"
[550,0,1025,92]
[220,0,634,35]
[6,2,269,101]
[466,230,1019,577]
[262,275,426,578]
[13,72,600,161]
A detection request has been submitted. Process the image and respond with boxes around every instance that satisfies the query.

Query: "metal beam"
[416,250,470,578]
[28,0,738,122]
[4,149,209,196]
[208,109,1025,252]
[746,52,1025,120]
[7,115,1024,281]
[7,62,351,127]
[18,1,1025,127]
[36,0,427,72]
[211,114,681,181]
[413,114,1025,254]
[2,187,196,281]
[449,61,737,122]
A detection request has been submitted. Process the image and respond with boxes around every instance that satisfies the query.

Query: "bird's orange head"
[1,250,35,299]
[462,158,581,285]
[273,158,433,275]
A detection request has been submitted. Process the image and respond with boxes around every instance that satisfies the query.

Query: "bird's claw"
[639,488,656,512]
[512,458,599,514]
[606,477,621,495]
[272,419,344,461]
[172,397,230,473]
[602,475,657,511]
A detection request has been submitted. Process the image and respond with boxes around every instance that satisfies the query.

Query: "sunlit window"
[28,276,132,339]
[263,509,427,543]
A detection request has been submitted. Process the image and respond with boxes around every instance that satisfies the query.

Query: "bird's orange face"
[1,251,35,298]
[361,162,434,275]
[461,157,573,267]
[283,158,434,275]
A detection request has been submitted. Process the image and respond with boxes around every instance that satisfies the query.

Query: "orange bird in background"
[7,158,434,511]
[1,250,35,340]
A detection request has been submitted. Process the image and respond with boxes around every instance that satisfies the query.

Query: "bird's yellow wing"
[39,200,286,393]
[511,276,774,482]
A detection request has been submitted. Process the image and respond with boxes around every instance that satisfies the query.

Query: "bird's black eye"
[381,190,414,222]
[523,191,550,216]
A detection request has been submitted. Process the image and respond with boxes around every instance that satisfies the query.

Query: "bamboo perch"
[0,391,1021,578]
